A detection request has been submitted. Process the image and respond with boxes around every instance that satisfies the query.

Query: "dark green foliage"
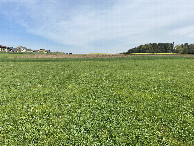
[127,43,194,54]
[175,43,194,54]
[0,55,193,145]
[127,43,175,53]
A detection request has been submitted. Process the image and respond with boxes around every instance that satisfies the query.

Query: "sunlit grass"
[0,55,193,145]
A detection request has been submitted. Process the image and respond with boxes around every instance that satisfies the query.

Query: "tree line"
[126,43,194,54]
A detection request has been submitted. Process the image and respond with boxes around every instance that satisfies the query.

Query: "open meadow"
[0,54,193,145]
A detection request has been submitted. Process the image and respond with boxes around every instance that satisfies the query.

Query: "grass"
[0,54,193,145]
[89,53,108,54]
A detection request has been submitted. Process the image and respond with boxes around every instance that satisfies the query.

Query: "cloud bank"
[0,0,194,53]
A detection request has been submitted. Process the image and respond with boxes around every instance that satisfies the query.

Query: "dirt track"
[14,54,131,58]
[13,54,194,58]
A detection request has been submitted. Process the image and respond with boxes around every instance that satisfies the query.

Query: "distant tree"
[127,43,175,53]
[189,44,194,54]
[182,43,189,53]
[17,46,22,52]
[126,43,194,54]
[174,45,181,53]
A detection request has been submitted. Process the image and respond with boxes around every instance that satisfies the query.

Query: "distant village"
[0,44,51,53]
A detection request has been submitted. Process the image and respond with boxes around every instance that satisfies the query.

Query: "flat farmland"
[0,55,193,145]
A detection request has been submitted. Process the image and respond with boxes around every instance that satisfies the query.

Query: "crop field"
[0,54,193,145]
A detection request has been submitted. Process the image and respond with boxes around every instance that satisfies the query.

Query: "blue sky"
[0,0,194,54]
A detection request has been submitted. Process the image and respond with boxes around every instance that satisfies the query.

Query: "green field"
[0,54,193,145]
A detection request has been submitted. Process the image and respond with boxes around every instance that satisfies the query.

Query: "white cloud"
[1,0,194,53]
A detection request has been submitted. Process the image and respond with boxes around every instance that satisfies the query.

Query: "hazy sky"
[0,0,193,53]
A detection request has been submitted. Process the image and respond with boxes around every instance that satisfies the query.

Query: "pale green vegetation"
[0,55,193,145]
[89,53,108,54]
